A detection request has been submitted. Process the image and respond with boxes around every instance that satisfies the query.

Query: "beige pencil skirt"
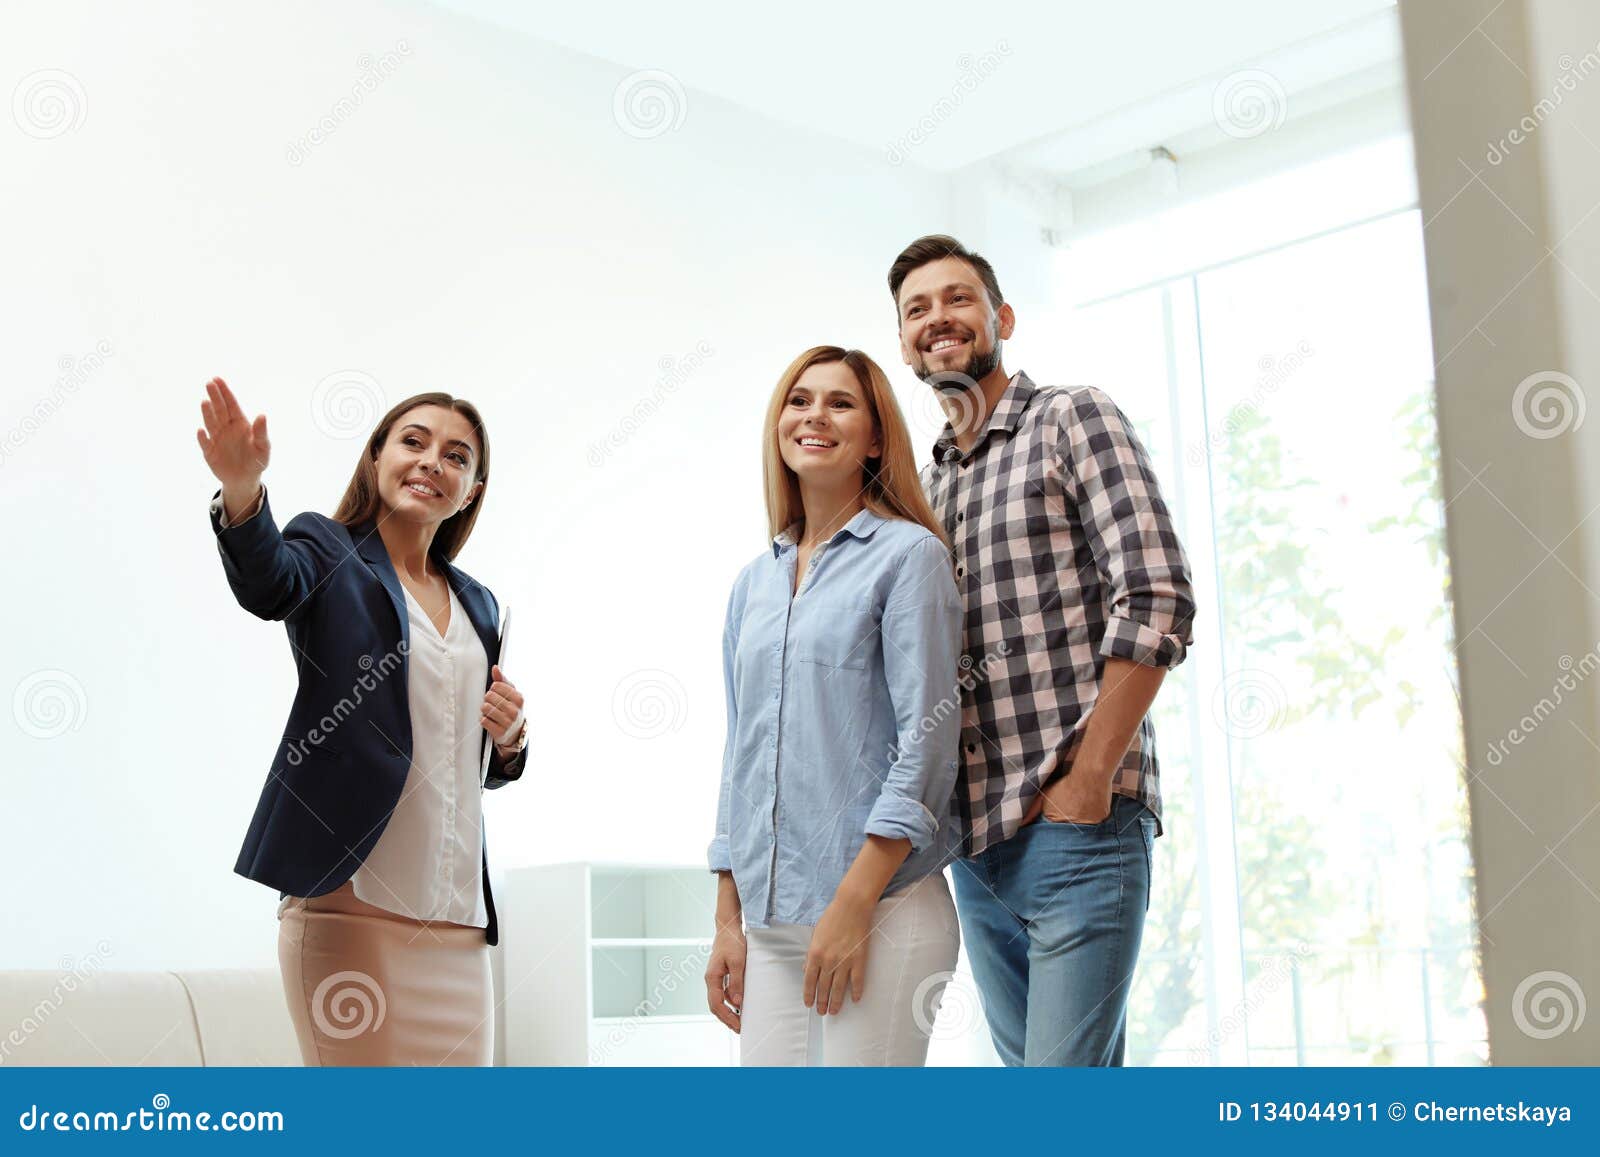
[276,881,493,1066]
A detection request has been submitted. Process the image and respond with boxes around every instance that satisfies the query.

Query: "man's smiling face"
[896,255,1011,384]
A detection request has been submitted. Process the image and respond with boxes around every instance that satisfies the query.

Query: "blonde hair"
[761,346,949,548]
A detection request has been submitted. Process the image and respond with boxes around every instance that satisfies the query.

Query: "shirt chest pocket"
[797,607,876,670]
[790,608,875,771]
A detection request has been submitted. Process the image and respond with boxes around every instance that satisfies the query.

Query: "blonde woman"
[705,346,964,1065]
[197,377,528,1066]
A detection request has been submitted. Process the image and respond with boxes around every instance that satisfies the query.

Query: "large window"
[1041,136,1484,1065]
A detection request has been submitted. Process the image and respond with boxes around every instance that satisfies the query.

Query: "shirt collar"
[930,369,1037,464]
[771,506,888,556]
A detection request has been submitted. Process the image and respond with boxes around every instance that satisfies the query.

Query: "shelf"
[502,862,735,1065]
[591,937,710,948]
[592,943,709,1019]
[590,867,715,940]
[589,1014,737,1065]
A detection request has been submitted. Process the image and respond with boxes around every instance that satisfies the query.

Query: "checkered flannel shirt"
[920,371,1196,854]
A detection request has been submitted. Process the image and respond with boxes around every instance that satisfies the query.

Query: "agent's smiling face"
[896,255,1011,384]
[374,404,483,526]
[775,361,882,486]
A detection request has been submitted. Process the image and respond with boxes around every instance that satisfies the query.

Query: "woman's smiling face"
[374,404,483,526]
[776,361,882,486]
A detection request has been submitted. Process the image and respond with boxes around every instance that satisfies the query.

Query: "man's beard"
[914,333,1002,390]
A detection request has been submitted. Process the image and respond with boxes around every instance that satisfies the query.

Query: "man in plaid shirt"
[889,235,1196,1066]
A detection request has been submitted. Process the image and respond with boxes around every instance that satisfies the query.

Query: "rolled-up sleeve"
[865,534,963,853]
[1057,388,1195,668]
[707,574,744,873]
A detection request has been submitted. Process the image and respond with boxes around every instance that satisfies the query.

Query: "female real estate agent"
[196,376,529,1067]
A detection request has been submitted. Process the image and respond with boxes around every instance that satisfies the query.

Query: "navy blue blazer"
[208,486,526,946]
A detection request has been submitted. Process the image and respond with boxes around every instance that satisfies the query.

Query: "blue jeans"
[951,792,1155,1066]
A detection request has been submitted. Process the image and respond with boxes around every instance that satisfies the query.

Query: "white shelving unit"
[502,862,736,1066]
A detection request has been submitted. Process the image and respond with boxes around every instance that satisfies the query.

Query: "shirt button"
[966,744,976,753]
[957,512,964,521]
[956,566,964,577]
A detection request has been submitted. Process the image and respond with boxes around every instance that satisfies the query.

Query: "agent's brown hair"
[762,346,949,548]
[332,392,490,562]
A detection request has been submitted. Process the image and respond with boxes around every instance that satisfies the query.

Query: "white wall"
[0,0,952,969]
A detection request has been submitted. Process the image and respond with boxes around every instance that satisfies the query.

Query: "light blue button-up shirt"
[708,508,964,929]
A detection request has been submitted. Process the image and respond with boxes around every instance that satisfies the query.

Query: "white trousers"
[738,873,960,1066]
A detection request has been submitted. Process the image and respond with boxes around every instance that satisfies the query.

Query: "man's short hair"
[887,234,1005,317]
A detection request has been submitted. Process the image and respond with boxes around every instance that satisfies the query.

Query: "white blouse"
[349,581,489,929]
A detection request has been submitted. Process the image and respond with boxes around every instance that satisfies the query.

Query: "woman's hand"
[804,890,875,1015]
[705,872,745,1033]
[481,664,525,756]
[196,378,270,519]
[705,919,747,1033]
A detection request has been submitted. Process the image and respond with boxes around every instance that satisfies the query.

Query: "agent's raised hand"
[196,378,271,516]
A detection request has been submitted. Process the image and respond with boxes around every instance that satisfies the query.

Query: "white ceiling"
[429,0,1398,171]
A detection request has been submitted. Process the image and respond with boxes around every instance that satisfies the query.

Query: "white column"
[1399,0,1600,1064]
